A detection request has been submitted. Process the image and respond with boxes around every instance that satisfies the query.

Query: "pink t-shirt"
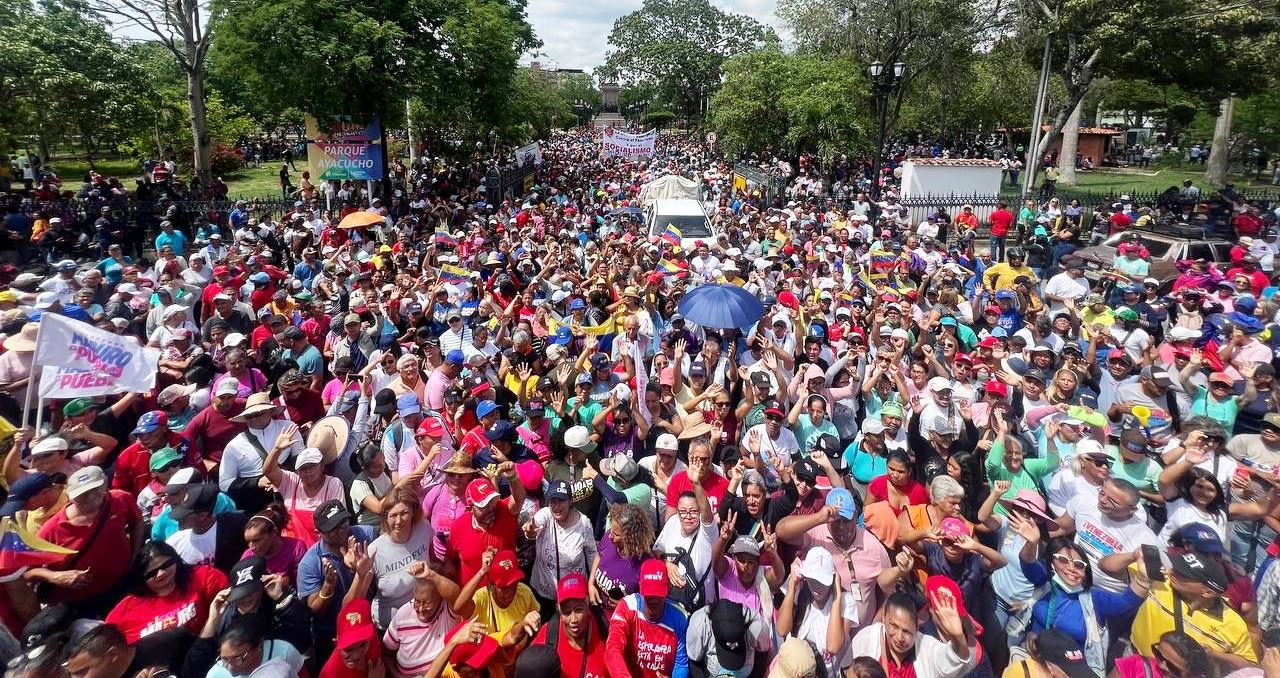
[321,377,359,405]
[420,483,466,561]
[278,470,344,512]
[241,537,309,581]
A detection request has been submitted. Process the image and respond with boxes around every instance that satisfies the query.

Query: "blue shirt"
[155,230,187,256]
[298,525,378,632]
[292,261,320,288]
[844,441,887,485]
[1022,559,1143,646]
[283,344,324,378]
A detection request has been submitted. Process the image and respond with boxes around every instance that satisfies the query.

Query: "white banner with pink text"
[34,313,160,398]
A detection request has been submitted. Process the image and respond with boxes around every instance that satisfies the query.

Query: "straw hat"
[4,322,38,352]
[230,392,281,422]
[307,416,350,465]
[441,450,478,475]
[678,411,715,440]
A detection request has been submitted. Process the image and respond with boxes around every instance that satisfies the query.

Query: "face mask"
[1052,573,1084,594]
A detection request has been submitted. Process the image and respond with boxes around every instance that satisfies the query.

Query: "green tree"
[0,1,152,163]
[709,46,869,161]
[87,0,219,184]
[215,0,537,136]
[600,0,775,119]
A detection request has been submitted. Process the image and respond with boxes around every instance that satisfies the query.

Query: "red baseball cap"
[1106,348,1132,363]
[416,418,445,438]
[1209,371,1235,385]
[984,380,1009,398]
[954,352,973,365]
[213,266,230,277]
[443,620,501,670]
[465,477,500,507]
[556,572,589,602]
[639,558,669,597]
[925,574,982,636]
[487,550,524,587]
[977,336,1000,349]
[334,599,376,650]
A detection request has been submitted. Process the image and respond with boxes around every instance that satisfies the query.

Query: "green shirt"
[985,439,1059,515]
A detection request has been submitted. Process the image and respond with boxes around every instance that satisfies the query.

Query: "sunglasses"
[145,559,177,579]
[714,401,731,407]
[1052,553,1088,570]
[1086,456,1113,468]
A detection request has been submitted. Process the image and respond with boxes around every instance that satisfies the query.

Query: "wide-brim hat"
[678,411,715,440]
[230,392,281,422]
[306,416,350,465]
[441,450,478,475]
[998,489,1059,528]
[4,322,38,352]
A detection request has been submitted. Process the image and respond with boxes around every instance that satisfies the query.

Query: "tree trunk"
[1034,45,1102,162]
[1057,100,1082,185]
[188,67,212,186]
[1094,98,1103,127]
[1205,96,1233,187]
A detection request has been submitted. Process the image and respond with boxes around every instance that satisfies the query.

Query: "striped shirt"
[383,601,460,675]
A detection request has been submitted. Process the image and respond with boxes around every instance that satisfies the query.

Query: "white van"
[645,199,717,250]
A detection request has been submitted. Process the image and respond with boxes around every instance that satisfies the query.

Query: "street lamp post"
[867,60,906,202]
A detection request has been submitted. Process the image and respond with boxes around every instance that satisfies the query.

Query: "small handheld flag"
[0,517,75,581]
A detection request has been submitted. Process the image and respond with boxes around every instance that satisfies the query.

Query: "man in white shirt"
[1042,257,1090,316]
[1057,478,1157,592]
[218,395,303,513]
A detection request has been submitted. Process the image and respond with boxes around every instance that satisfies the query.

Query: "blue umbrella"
[677,284,765,329]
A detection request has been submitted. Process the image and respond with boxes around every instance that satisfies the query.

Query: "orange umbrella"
[338,211,385,229]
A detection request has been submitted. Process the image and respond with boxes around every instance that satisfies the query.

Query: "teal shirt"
[985,439,1059,515]
[844,441,887,484]
[567,396,603,428]
[793,415,838,454]
[1190,385,1239,429]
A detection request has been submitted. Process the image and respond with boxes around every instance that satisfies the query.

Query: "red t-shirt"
[113,433,189,497]
[866,475,929,513]
[1109,212,1133,234]
[446,507,517,583]
[182,405,247,466]
[105,565,228,642]
[38,490,141,603]
[989,209,1013,237]
[532,616,609,678]
[251,324,276,350]
[663,470,730,513]
[279,389,325,427]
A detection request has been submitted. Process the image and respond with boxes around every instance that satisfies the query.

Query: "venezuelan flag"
[434,229,458,247]
[438,264,469,284]
[1,517,74,580]
[657,259,686,276]
[660,225,682,246]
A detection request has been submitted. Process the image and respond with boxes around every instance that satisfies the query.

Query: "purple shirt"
[600,425,640,458]
[593,535,648,615]
[424,366,451,411]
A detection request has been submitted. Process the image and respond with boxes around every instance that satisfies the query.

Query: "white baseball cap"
[655,433,679,451]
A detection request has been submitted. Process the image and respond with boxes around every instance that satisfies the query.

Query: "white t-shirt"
[654,515,717,601]
[1046,468,1103,515]
[167,524,218,566]
[1158,498,1228,550]
[792,580,860,677]
[742,423,799,471]
[1044,272,1089,316]
[1067,493,1157,592]
[530,507,597,600]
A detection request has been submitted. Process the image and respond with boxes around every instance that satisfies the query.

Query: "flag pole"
[19,322,41,430]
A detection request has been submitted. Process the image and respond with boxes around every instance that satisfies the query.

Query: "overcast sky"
[523,0,785,72]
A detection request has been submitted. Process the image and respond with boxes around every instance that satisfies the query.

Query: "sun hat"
[3,322,37,352]
[29,436,69,457]
[230,393,281,422]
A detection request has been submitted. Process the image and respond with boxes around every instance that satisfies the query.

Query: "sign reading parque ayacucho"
[305,114,385,180]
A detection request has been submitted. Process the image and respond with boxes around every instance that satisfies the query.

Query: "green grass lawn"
[43,156,314,199]
[1005,167,1280,199]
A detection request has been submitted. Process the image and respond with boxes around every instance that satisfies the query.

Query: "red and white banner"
[601,128,656,158]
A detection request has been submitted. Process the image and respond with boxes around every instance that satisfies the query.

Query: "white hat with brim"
[306,416,350,465]
[3,322,38,352]
[66,465,106,499]
[230,393,281,422]
[563,425,596,453]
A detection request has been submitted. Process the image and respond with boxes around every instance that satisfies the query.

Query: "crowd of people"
[2,127,1280,678]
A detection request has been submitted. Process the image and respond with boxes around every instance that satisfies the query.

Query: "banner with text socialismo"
[35,314,159,398]
[601,128,656,158]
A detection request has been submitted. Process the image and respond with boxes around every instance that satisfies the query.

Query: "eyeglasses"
[1099,492,1135,511]
[145,559,177,579]
[1052,553,1088,570]
[219,647,257,665]
[677,509,699,517]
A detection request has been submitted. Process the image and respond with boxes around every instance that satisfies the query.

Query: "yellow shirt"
[1131,581,1256,661]
[1080,308,1115,339]
[984,263,1038,290]
[1001,660,1049,678]
[472,583,539,636]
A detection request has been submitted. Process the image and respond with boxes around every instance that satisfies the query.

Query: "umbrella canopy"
[676,283,765,330]
[338,211,385,229]
[610,207,644,217]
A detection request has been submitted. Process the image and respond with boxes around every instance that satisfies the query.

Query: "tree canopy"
[600,0,775,120]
